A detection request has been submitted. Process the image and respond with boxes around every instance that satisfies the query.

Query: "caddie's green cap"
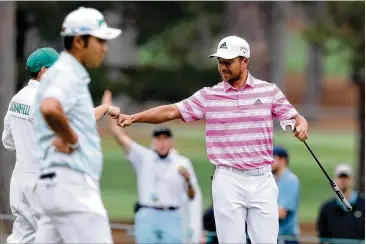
[26,47,59,73]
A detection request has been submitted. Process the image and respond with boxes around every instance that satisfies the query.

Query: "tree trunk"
[304,42,324,121]
[104,6,139,70]
[357,78,365,193]
[15,6,30,92]
[259,2,288,87]
[224,2,270,81]
[353,41,365,193]
[0,1,16,235]
[303,1,326,122]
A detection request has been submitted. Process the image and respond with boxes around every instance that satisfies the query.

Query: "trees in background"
[305,1,365,192]
[303,2,326,122]
[0,1,16,232]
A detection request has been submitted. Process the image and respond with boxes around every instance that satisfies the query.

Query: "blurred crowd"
[202,147,365,244]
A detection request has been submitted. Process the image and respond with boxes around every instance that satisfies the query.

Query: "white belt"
[217,164,271,176]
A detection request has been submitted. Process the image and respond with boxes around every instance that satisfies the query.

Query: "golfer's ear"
[241,58,249,68]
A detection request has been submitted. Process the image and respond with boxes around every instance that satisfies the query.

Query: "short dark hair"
[63,35,91,50]
[29,71,39,79]
[152,127,173,138]
[273,145,289,165]
[26,66,39,79]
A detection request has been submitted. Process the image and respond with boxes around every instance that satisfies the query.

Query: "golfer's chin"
[221,74,230,81]
[86,59,103,69]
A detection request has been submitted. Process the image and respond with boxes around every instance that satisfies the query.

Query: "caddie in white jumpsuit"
[31,7,122,243]
[2,47,59,243]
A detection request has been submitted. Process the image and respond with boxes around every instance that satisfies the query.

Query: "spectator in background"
[272,145,301,244]
[317,164,365,243]
[102,90,199,244]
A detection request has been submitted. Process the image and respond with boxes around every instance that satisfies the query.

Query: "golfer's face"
[84,36,107,68]
[217,57,245,82]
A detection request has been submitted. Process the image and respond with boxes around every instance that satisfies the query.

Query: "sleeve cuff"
[174,102,190,122]
[280,108,298,121]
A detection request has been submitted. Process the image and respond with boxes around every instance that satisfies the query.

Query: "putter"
[280,119,352,211]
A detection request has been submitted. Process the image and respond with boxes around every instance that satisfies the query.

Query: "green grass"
[100,122,357,223]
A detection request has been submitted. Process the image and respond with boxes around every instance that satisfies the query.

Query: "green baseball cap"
[26,47,59,73]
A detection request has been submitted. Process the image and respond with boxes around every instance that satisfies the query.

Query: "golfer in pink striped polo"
[118,35,309,243]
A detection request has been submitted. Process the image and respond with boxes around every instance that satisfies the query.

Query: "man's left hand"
[294,125,308,142]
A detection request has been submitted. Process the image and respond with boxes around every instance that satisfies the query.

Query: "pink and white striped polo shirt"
[175,73,298,170]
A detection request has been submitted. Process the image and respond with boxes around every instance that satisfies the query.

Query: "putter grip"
[330,181,352,211]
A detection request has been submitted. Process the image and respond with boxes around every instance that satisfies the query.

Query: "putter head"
[280,119,296,132]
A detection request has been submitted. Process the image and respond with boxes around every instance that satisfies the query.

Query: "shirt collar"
[223,72,255,92]
[153,151,173,163]
[59,51,91,84]
[28,79,39,88]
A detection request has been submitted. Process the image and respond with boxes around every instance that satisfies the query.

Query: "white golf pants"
[33,166,113,243]
[212,165,279,244]
[7,171,40,244]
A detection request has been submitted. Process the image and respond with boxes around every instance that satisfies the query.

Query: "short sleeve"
[126,141,150,170]
[42,71,79,113]
[175,88,207,122]
[272,84,298,121]
[278,177,300,212]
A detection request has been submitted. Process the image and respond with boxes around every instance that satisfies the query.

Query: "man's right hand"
[117,114,133,127]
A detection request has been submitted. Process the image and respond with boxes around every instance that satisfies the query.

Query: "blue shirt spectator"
[272,145,300,243]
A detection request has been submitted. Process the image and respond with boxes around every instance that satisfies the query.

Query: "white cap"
[209,35,250,59]
[60,7,121,40]
[335,164,354,177]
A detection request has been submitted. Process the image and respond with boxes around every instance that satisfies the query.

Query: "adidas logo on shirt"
[219,42,227,49]
[254,98,262,105]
